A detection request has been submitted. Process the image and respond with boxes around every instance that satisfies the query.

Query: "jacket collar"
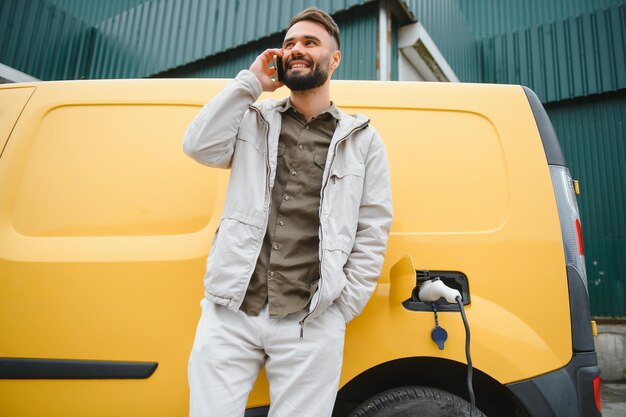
[254,97,369,138]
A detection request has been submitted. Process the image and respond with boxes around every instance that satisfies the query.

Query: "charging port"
[403,270,471,312]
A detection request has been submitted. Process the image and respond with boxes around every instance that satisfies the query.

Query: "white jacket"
[183,70,392,324]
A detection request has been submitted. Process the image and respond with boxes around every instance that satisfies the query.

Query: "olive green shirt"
[240,100,340,318]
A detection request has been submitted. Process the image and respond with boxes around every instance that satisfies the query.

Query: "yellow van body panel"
[0,86,35,153]
[0,80,571,416]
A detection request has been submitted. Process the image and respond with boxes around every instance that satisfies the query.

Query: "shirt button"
[291,170,297,176]
[305,125,310,130]
[284,195,291,201]
[298,144,304,150]
[278,220,285,226]
[273,244,280,250]
[268,271,274,277]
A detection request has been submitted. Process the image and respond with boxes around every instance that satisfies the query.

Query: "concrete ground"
[602,382,626,417]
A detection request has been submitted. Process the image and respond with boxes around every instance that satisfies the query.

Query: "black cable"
[456,295,475,417]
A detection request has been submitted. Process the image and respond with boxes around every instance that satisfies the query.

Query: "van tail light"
[550,166,588,288]
[575,218,584,255]
[593,375,602,412]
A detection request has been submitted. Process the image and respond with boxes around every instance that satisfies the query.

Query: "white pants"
[188,299,346,417]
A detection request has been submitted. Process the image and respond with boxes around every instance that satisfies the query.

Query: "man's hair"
[288,7,340,50]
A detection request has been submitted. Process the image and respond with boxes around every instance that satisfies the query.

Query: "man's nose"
[291,41,306,55]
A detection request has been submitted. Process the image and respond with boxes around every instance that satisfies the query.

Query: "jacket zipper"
[298,121,369,339]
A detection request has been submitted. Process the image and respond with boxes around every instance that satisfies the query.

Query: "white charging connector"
[418,278,461,304]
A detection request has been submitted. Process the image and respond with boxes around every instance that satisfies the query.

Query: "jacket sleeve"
[182,70,263,168]
[335,130,393,323]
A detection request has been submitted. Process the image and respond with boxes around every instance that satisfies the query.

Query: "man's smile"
[287,58,313,71]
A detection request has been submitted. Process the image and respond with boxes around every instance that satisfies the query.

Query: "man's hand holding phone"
[250,48,285,92]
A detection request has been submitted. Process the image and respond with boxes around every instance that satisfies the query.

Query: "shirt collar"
[281,98,341,121]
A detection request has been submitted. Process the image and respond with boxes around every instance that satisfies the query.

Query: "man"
[183,7,392,417]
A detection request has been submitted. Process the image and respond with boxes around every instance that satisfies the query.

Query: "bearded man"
[183,7,393,417]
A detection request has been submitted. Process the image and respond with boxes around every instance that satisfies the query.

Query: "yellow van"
[0,79,600,417]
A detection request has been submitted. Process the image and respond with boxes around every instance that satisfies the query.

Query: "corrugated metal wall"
[45,0,147,25]
[156,34,283,79]
[0,0,94,80]
[158,2,378,80]
[1,0,376,80]
[547,93,626,317]
[333,2,378,80]
[89,0,372,79]
[404,0,480,82]
[481,4,626,103]
[458,0,625,38]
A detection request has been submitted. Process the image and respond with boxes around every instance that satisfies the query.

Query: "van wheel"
[348,386,486,417]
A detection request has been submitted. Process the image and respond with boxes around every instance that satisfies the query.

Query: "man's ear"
[331,50,341,71]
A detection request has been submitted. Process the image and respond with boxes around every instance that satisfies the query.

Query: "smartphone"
[273,55,284,82]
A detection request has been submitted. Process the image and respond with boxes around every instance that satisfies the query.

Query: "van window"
[13,104,215,236]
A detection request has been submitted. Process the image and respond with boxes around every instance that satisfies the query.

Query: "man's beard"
[283,55,331,91]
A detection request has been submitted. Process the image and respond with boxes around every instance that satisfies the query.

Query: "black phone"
[273,55,284,82]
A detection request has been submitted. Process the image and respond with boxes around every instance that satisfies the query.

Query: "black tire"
[348,386,487,417]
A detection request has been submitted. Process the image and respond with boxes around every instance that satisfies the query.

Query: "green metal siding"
[2,0,377,81]
[156,34,284,79]
[547,93,626,318]
[0,0,94,80]
[158,2,378,81]
[45,0,147,25]
[89,0,374,79]
[333,2,377,80]
[481,4,626,102]
[458,0,625,38]
[404,0,480,82]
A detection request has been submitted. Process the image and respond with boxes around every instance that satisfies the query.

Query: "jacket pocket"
[236,125,265,156]
[205,217,263,304]
[331,164,364,180]
[325,163,365,249]
[314,248,349,312]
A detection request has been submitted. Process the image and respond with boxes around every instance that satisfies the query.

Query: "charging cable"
[456,295,474,416]
[418,278,476,416]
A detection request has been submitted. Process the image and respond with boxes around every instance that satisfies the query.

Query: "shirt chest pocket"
[314,153,327,170]
[300,152,327,192]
